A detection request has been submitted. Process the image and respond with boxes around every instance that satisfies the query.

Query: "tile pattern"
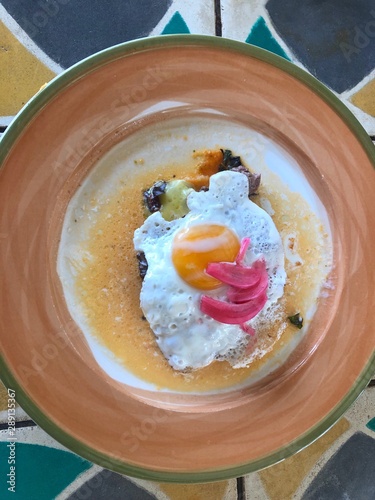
[0,0,375,498]
[351,78,375,117]
[257,418,350,500]
[366,417,375,432]
[0,382,8,411]
[1,0,173,67]
[0,0,214,126]
[266,0,375,93]
[223,0,375,133]
[0,391,237,499]
[302,433,375,500]
[159,481,233,499]
[243,387,375,499]
[1,0,375,131]
[0,382,29,425]
[162,11,190,34]
[0,21,55,117]
[0,442,91,499]
[245,16,290,60]
[67,471,158,500]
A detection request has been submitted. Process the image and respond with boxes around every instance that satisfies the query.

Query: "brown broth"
[74,155,329,392]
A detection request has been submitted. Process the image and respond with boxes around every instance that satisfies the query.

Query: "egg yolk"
[172,224,240,290]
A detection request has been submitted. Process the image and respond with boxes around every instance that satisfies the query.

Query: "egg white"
[133,170,286,371]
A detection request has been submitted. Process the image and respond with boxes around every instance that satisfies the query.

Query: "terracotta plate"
[0,35,375,482]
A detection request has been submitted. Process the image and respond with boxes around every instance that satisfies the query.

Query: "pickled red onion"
[200,237,269,333]
[200,291,267,324]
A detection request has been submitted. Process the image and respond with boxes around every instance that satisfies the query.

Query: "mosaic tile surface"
[1,0,173,67]
[244,385,375,499]
[0,0,375,498]
[0,405,237,499]
[1,0,375,131]
[266,0,375,93]
[245,16,290,60]
[221,0,375,133]
[302,433,375,500]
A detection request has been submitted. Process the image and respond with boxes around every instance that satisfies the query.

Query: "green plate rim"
[0,34,374,483]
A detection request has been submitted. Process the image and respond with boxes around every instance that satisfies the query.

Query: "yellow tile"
[0,21,56,116]
[159,481,229,500]
[350,79,375,117]
[0,380,13,411]
[259,417,350,500]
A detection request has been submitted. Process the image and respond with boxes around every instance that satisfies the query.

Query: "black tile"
[266,0,375,92]
[302,432,375,500]
[68,470,157,500]
[2,0,173,68]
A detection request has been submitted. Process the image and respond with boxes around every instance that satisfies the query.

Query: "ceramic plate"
[0,35,375,482]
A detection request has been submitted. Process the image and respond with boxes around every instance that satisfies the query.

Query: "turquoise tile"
[0,443,92,499]
[246,17,290,60]
[162,11,190,35]
[366,417,375,432]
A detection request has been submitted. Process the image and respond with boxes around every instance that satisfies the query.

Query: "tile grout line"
[214,14,246,500]
[0,419,36,430]
[236,476,246,500]
[214,0,222,37]
[214,3,246,497]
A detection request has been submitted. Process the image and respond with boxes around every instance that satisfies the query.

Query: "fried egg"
[133,171,286,371]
